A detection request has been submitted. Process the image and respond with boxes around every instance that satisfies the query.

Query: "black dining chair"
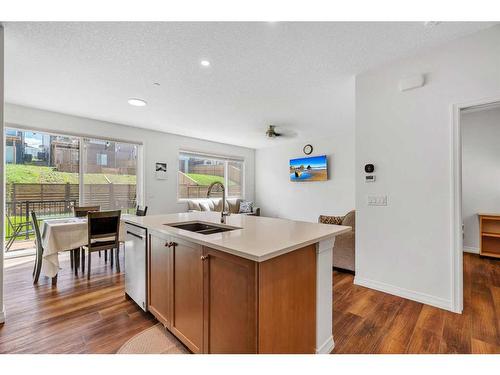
[31,211,57,285]
[83,210,121,280]
[73,205,109,271]
[135,205,148,216]
[73,205,101,217]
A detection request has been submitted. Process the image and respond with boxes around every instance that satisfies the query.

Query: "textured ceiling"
[4,22,497,148]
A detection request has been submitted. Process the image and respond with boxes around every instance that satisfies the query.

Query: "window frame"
[4,125,143,212]
[177,150,245,201]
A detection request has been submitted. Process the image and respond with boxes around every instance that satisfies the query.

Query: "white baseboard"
[354,276,452,311]
[316,336,334,354]
[463,246,479,254]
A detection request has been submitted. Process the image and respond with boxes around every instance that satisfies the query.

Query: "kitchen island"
[122,211,350,354]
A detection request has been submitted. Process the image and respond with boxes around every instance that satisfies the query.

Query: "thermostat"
[364,164,375,173]
[365,175,376,183]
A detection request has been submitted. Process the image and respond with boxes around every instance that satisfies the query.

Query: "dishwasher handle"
[127,231,145,240]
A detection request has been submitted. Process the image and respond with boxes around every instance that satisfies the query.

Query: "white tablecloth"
[41,217,127,277]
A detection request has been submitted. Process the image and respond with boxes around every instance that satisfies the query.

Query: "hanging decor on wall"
[155,162,167,179]
[289,155,328,182]
[303,144,313,155]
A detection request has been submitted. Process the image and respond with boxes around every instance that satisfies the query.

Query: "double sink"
[165,221,240,235]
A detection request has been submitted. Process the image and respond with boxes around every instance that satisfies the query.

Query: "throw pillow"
[199,201,211,211]
[239,201,253,214]
[319,215,343,225]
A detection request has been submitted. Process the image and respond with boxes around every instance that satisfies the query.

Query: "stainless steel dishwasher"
[124,223,148,311]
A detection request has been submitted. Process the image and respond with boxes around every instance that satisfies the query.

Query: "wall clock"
[303,144,313,155]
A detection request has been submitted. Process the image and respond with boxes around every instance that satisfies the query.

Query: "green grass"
[6,164,136,184]
[186,173,225,186]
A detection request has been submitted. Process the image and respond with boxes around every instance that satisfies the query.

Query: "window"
[96,153,108,166]
[178,152,244,200]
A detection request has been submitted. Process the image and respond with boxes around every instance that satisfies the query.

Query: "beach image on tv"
[289,155,328,182]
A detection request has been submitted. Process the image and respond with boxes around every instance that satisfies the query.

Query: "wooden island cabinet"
[148,231,316,354]
[148,234,172,327]
[128,211,350,354]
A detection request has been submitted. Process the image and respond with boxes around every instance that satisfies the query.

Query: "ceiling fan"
[265,125,282,138]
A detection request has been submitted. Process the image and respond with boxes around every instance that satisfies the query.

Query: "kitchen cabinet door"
[203,247,258,354]
[148,233,172,327]
[170,237,204,353]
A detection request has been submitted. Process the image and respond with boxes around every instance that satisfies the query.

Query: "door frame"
[450,94,500,313]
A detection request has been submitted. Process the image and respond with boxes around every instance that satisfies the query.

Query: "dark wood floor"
[0,252,156,354]
[332,253,500,354]
[0,252,498,354]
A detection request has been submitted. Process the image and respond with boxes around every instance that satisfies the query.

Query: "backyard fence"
[6,183,136,211]
[190,164,242,183]
[5,182,137,248]
[177,171,240,199]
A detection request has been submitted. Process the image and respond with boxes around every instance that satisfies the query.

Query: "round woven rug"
[117,323,190,354]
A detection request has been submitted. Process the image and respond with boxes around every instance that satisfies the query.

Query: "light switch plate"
[367,195,388,206]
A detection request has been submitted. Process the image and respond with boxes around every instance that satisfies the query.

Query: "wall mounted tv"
[289,155,328,182]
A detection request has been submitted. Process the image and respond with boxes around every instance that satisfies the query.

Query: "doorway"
[452,97,500,313]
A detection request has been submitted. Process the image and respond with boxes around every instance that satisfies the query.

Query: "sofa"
[186,198,260,216]
[318,210,355,273]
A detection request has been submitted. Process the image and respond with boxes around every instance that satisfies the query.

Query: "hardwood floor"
[0,252,156,354]
[332,253,500,354]
[0,252,498,354]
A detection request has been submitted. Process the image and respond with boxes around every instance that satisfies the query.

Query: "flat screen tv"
[289,155,328,182]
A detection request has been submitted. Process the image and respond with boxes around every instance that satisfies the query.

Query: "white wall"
[255,132,355,222]
[5,103,255,215]
[0,26,5,324]
[355,25,500,311]
[255,77,355,222]
[462,106,500,253]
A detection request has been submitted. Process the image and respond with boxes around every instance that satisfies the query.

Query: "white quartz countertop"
[122,212,351,262]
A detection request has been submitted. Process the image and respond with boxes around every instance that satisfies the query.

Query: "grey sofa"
[318,210,355,273]
[186,198,260,216]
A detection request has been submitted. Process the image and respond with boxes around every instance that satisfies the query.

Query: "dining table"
[40,215,129,278]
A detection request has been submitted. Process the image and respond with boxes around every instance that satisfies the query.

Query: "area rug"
[117,323,190,354]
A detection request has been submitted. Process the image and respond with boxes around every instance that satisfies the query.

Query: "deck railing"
[5,199,77,251]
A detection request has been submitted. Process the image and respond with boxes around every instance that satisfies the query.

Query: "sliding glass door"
[4,128,80,252]
[4,129,141,254]
[81,138,138,213]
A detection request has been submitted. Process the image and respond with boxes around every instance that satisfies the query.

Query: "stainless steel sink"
[165,221,240,235]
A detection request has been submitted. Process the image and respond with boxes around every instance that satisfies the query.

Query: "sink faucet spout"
[207,181,230,223]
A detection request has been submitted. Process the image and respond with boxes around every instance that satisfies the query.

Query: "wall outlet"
[367,195,387,206]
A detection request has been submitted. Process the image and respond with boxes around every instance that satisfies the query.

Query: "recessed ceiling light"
[153,82,161,86]
[200,60,211,67]
[127,98,147,107]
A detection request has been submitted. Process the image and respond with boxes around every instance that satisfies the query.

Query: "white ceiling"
[4,22,497,149]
